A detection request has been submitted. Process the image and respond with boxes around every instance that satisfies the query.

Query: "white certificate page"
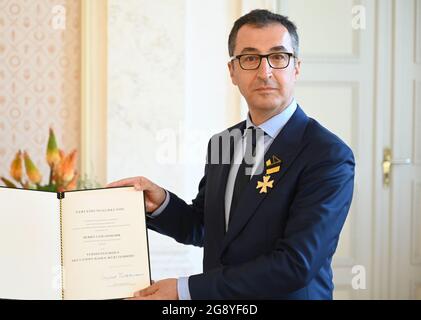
[61,187,151,300]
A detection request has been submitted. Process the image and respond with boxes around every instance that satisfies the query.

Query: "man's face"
[228,23,301,116]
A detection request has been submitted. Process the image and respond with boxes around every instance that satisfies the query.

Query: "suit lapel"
[220,106,310,256]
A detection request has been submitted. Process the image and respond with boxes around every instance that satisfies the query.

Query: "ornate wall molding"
[81,0,108,185]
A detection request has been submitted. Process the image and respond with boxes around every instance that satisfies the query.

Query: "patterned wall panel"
[0,0,81,184]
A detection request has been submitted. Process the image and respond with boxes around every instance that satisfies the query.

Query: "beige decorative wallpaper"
[0,0,81,182]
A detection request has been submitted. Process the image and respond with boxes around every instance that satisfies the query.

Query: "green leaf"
[1,177,17,188]
[36,184,58,192]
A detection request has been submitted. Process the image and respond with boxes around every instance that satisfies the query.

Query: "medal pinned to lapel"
[256,155,282,194]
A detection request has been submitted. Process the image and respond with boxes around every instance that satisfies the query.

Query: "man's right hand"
[106,176,166,213]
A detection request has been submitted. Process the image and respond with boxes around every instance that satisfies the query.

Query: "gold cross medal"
[256,155,282,194]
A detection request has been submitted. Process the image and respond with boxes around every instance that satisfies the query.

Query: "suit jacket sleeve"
[187,141,355,299]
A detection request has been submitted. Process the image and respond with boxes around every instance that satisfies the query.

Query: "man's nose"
[257,57,273,79]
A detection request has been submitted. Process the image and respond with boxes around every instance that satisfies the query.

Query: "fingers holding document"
[106,176,166,213]
[127,279,178,300]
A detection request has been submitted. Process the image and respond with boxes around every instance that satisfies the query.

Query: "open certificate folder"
[0,186,151,300]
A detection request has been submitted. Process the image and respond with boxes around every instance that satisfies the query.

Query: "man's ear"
[294,59,301,80]
[228,61,238,86]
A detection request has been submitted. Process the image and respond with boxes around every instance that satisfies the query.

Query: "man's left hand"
[127,279,179,300]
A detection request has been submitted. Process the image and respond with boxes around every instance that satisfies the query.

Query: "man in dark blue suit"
[108,9,354,299]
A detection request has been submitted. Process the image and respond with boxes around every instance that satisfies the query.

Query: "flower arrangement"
[1,128,79,192]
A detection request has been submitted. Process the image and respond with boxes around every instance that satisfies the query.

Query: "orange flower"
[65,172,79,191]
[23,151,42,184]
[10,150,23,182]
[46,128,61,168]
[56,150,77,184]
[53,150,66,184]
[1,128,83,192]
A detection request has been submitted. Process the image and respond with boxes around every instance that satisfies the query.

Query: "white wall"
[108,0,196,279]
[107,0,241,280]
[183,0,241,199]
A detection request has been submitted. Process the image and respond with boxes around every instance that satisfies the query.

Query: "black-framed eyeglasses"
[230,52,296,70]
